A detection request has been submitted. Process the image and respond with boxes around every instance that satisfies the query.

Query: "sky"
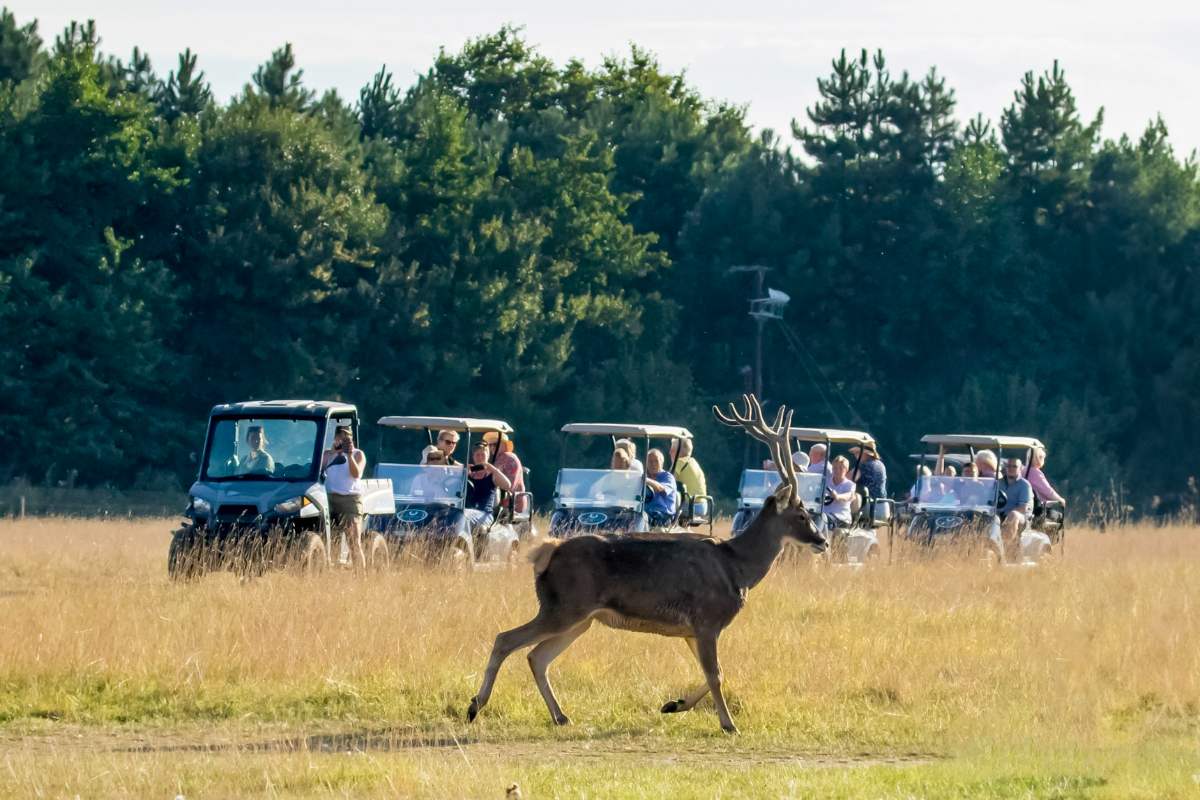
[16,1,1200,157]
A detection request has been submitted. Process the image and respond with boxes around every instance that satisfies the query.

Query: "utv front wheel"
[294,532,328,575]
[168,528,206,582]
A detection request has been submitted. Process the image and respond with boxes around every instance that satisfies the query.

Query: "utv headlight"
[274,495,312,515]
[191,496,212,516]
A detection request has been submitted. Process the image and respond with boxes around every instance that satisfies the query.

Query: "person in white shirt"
[614,438,644,473]
[822,455,856,528]
[321,427,367,569]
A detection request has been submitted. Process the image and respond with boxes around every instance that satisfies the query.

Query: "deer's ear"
[771,479,794,507]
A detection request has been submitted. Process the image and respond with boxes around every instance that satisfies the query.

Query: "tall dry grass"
[0,517,1197,755]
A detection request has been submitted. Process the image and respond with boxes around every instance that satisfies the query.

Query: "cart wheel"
[367,533,390,571]
[985,540,1003,568]
[168,528,206,582]
[294,532,328,575]
[507,541,522,569]
[446,538,476,573]
[863,544,881,568]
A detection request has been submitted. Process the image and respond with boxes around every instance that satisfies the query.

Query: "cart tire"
[507,541,522,569]
[367,533,390,571]
[864,544,881,567]
[451,537,476,573]
[294,532,328,575]
[168,528,205,582]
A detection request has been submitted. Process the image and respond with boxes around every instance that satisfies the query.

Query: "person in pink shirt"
[1025,447,1065,504]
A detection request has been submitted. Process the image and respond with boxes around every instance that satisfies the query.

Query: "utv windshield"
[738,469,825,508]
[202,417,321,481]
[376,464,465,506]
[915,476,998,510]
[555,469,643,509]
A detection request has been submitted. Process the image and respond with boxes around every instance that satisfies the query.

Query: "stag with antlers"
[465,395,826,733]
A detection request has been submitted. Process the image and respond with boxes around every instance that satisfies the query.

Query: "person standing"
[322,427,367,569]
[849,443,887,500]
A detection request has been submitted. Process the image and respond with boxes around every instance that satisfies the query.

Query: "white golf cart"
[896,434,1063,565]
[548,423,713,538]
[371,416,533,570]
[731,427,892,566]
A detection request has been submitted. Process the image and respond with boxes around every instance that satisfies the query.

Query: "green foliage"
[1,11,1198,511]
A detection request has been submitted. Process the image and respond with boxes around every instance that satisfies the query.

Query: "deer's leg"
[527,618,593,726]
[695,632,738,733]
[468,613,577,721]
[661,637,711,713]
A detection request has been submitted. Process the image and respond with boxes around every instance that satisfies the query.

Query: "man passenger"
[437,430,461,465]
[999,457,1034,561]
[807,443,827,474]
[643,448,677,527]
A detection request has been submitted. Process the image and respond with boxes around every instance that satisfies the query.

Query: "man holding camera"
[322,427,368,569]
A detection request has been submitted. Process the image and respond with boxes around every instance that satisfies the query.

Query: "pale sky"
[17,1,1200,157]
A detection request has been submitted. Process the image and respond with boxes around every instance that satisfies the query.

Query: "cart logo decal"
[935,516,964,529]
[400,509,428,522]
[579,512,608,525]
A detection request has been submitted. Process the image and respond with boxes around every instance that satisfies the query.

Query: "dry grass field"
[0,517,1198,799]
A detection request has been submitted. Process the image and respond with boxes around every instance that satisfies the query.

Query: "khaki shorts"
[328,492,363,530]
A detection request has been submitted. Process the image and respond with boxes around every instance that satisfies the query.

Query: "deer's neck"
[722,513,788,590]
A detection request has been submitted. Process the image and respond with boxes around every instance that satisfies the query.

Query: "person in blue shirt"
[999,457,1034,560]
[643,448,678,527]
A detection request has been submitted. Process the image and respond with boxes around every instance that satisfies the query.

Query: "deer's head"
[715,395,827,553]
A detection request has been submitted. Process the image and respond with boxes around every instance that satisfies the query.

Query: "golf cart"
[895,435,1064,564]
[170,400,395,580]
[731,428,892,566]
[548,424,713,538]
[370,417,533,570]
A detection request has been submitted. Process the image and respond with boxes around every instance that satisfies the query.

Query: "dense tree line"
[2,11,1198,514]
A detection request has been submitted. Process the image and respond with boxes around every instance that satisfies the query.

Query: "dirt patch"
[0,726,940,769]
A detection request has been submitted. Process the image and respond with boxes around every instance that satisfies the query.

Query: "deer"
[465,395,826,733]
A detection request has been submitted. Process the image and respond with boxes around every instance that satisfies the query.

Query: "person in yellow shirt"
[669,437,708,518]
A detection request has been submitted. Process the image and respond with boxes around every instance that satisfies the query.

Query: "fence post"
[19,496,25,519]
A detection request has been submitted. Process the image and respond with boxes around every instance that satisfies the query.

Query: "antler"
[714,395,798,504]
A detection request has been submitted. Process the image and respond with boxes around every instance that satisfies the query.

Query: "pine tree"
[249,43,313,111]
[157,48,212,121]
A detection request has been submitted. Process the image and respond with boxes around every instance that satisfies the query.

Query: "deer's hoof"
[661,699,685,714]
[467,699,480,722]
[721,722,740,734]
[551,713,572,726]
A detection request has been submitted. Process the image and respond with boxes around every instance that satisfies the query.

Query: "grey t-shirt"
[1001,477,1033,513]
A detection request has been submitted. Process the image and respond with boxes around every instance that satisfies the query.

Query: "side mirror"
[995,491,1008,510]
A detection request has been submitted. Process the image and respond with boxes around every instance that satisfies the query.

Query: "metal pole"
[20,496,25,519]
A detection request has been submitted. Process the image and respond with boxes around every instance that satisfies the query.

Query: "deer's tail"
[527,539,561,576]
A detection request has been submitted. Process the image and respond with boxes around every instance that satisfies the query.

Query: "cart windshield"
[555,469,643,509]
[375,464,465,506]
[203,417,321,481]
[738,469,824,507]
[915,476,998,510]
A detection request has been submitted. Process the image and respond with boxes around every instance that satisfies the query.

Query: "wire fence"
[0,484,187,519]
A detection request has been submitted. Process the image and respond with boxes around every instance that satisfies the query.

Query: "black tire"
[168,527,206,582]
[293,532,328,575]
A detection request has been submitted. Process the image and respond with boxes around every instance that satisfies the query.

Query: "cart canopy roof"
[560,423,692,438]
[212,400,356,418]
[787,427,875,445]
[920,434,1045,449]
[910,452,974,465]
[377,416,513,433]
